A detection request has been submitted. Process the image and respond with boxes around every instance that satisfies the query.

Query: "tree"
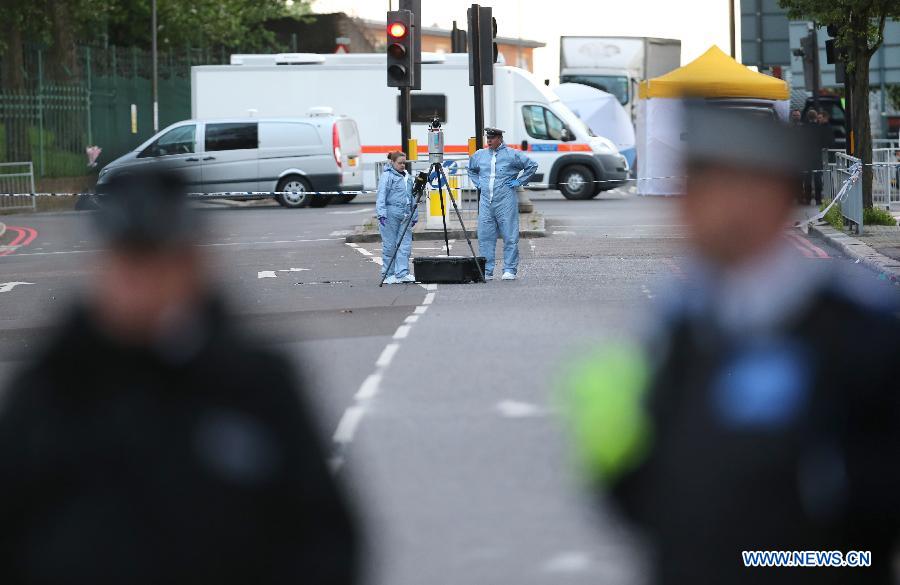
[778,0,900,209]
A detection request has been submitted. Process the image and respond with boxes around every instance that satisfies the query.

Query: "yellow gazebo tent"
[638,45,789,101]
[636,46,790,195]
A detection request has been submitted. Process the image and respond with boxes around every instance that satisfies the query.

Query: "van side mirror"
[560,128,573,142]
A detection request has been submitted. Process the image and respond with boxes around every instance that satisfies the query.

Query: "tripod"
[379,162,485,287]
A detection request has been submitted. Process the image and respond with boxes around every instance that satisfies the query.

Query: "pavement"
[810,223,900,282]
[2,189,899,584]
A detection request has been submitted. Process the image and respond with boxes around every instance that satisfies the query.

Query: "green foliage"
[863,206,898,226]
[820,200,845,229]
[887,85,900,111]
[0,0,312,55]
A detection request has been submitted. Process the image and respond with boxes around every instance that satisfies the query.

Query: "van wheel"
[275,176,313,208]
[333,194,357,204]
[558,165,596,200]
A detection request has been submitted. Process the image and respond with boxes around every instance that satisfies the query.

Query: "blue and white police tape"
[0,190,376,198]
[794,161,863,230]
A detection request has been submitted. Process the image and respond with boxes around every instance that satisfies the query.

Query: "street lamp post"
[152,0,159,132]
[729,0,736,59]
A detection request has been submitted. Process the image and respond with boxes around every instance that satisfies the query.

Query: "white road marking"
[552,230,576,236]
[355,373,383,401]
[541,551,591,574]
[641,284,654,300]
[393,325,411,339]
[424,283,437,291]
[495,400,544,418]
[202,237,341,248]
[404,315,419,324]
[529,240,536,253]
[257,271,277,279]
[423,292,436,305]
[375,343,400,368]
[278,267,310,272]
[330,230,352,236]
[413,305,429,314]
[356,248,373,256]
[0,281,34,293]
[346,242,359,248]
[332,406,366,444]
[328,206,375,215]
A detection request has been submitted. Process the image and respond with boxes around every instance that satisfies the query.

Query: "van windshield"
[560,75,630,105]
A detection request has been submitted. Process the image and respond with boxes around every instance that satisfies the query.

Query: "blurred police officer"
[468,128,538,280]
[0,170,359,585]
[566,107,900,585]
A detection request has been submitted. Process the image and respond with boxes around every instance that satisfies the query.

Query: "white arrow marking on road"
[278,268,310,272]
[328,206,375,215]
[495,400,544,418]
[0,282,34,293]
[257,271,277,279]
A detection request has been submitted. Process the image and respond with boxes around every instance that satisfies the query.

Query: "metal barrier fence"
[821,152,864,233]
[0,162,36,212]
[0,45,226,179]
[872,148,900,211]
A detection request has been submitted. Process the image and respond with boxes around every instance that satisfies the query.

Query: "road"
[1,189,897,584]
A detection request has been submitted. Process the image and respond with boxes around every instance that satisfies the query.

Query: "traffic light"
[386,10,415,88]
[467,5,495,85]
[797,30,820,95]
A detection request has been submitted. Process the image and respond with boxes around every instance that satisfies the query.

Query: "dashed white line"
[393,324,411,339]
[332,406,366,444]
[404,315,420,324]
[355,373,383,401]
[423,292,436,305]
[375,343,401,368]
[413,305,429,315]
[357,248,373,256]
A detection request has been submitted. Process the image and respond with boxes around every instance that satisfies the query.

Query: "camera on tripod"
[427,117,444,164]
[412,171,429,195]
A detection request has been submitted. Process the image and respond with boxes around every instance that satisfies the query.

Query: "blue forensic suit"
[468,144,538,276]
[376,164,417,278]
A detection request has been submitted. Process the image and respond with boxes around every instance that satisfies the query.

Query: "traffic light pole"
[470,4,484,151]
[400,86,412,162]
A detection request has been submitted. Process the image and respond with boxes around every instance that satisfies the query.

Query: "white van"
[98,113,363,208]
[191,53,629,200]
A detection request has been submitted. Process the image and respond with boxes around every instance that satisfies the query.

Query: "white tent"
[554,83,636,168]
[637,46,790,195]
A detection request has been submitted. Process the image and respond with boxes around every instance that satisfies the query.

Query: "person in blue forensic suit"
[376,151,418,284]
[468,128,538,281]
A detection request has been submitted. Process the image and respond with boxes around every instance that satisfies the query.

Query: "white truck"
[560,36,681,124]
[191,53,629,200]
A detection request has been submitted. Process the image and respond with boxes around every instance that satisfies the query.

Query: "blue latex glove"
[378,216,386,227]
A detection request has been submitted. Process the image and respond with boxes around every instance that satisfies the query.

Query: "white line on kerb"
[333,406,366,444]
[375,343,400,368]
[393,325,411,339]
[355,373,383,401]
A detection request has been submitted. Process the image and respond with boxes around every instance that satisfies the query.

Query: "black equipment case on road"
[414,256,487,283]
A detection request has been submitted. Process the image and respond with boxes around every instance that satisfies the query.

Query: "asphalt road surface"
[1,189,897,584]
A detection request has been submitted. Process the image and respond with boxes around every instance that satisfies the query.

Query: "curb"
[810,224,900,280]
[345,212,546,243]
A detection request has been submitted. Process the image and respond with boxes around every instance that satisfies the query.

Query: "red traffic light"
[388,22,407,39]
